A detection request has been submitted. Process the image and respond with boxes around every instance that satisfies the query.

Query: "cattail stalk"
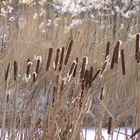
[92,69,100,82]
[64,40,73,65]
[130,128,140,139]
[46,48,53,71]
[100,61,108,77]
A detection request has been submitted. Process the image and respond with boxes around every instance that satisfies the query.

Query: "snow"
[82,127,133,140]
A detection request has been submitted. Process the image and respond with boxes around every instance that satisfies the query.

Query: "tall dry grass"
[0,1,140,140]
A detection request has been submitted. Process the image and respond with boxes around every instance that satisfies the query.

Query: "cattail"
[73,57,78,77]
[46,48,53,71]
[121,49,126,75]
[26,60,32,79]
[100,61,108,77]
[36,56,42,74]
[100,86,104,101]
[14,61,18,81]
[60,80,64,91]
[108,117,113,135]
[110,40,122,69]
[130,128,140,139]
[68,61,77,77]
[59,47,65,72]
[89,66,93,88]
[105,41,110,60]
[110,48,116,69]
[64,40,73,65]
[136,33,140,63]
[80,56,88,80]
[5,62,10,81]
[84,69,89,88]
[92,69,100,82]
[33,72,37,83]
[54,48,61,71]
[114,40,122,64]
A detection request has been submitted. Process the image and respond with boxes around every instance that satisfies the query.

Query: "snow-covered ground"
[82,127,134,140]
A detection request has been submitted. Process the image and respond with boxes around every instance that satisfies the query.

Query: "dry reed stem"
[92,69,100,82]
[130,128,140,139]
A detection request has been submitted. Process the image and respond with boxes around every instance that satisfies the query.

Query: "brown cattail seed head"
[105,41,110,60]
[59,47,65,72]
[46,48,53,71]
[80,56,88,80]
[73,57,78,77]
[69,61,77,77]
[108,117,113,135]
[26,61,32,78]
[121,49,126,75]
[114,40,122,64]
[64,40,73,65]
[110,40,122,69]
[33,72,37,83]
[5,62,10,81]
[136,33,140,63]
[36,56,42,74]
[54,48,61,71]
[89,66,93,88]
[84,69,90,88]
[14,61,18,81]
